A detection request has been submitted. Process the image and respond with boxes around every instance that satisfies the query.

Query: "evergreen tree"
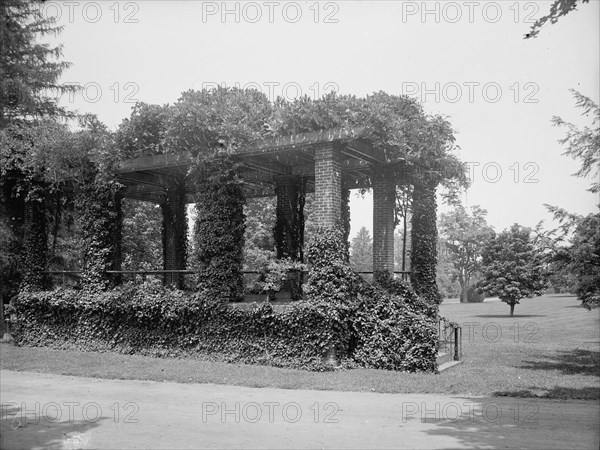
[350,226,373,272]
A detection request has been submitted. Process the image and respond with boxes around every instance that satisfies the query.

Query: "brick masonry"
[372,171,396,273]
[314,143,342,228]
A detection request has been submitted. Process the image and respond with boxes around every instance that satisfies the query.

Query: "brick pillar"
[274,175,305,261]
[372,171,396,273]
[161,183,187,288]
[314,143,342,228]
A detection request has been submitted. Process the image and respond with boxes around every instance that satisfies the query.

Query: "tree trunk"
[510,303,515,317]
[460,284,468,303]
[401,213,407,272]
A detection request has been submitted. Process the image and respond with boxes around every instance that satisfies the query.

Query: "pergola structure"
[116,127,411,286]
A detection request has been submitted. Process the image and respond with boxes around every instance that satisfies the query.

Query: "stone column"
[372,171,396,274]
[314,143,342,228]
[161,182,187,288]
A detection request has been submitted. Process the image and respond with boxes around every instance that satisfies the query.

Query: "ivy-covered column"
[76,167,123,291]
[110,192,123,286]
[194,156,245,301]
[410,177,441,304]
[161,181,187,289]
[21,181,50,291]
[372,170,396,276]
[274,175,305,261]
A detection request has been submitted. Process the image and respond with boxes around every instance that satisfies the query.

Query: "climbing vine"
[75,164,123,291]
[193,155,246,301]
[21,179,50,291]
[410,177,441,305]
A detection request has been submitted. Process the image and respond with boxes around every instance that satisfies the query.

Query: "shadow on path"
[1,403,105,450]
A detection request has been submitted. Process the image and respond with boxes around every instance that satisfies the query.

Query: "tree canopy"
[0,0,76,127]
[477,224,548,316]
[440,204,495,303]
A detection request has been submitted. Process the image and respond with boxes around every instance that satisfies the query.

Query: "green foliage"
[122,200,163,271]
[0,0,76,127]
[439,204,495,303]
[552,89,600,193]
[21,180,50,291]
[525,0,590,39]
[165,86,272,155]
[374,271,438,318]
[253,258,307,300]
[351,281,437,372]
[115,102,171,158]
[350,226,373,272]
[243,197,276,271]
[410,179,441,304]
[477,224,549,316]
[11,285,338,371]
[193,156,246,301]
[12,230,439,372]
[550,212,600,309]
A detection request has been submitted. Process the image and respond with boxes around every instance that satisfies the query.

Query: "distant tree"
[394,185,412,272]
[525,0,591,39]
[436,236,461,300]
[551,89,599,194]
[121,200,163,271]
[477,224,549,316]
[394,229,411,273]
[350,226,373,272]
[545,207,600,309]
[243,197,276,271]
[440,205,495,303]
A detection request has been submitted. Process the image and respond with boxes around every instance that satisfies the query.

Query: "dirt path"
[1,370,598,449]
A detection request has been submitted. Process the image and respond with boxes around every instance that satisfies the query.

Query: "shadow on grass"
[518,349,600,377]
[1,403,105,450]
[473,314,547,318]
[493,386,600,400]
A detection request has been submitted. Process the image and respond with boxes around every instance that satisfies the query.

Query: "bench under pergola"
[116,127,412,286]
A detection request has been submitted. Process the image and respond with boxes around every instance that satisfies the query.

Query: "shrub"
[11,229,440,373]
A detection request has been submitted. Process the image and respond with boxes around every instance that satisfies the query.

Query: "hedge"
[10,229,439,373]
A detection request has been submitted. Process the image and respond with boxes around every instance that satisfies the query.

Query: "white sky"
[42,0,599,236]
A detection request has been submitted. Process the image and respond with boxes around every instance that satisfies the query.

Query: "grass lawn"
[1,294,598,399]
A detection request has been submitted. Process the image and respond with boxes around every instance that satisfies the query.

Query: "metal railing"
[438,318,462,361]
